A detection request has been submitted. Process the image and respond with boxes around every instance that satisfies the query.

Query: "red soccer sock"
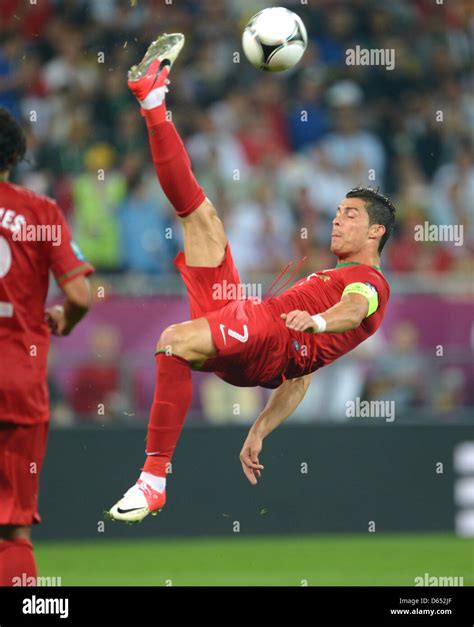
[0,539,37,586]
[145,121,205,217]
[143,353,193,478]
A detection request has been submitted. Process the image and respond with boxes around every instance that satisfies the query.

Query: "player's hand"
[281,310,316,333]
[239,431,264,485]
[44,305,69,336]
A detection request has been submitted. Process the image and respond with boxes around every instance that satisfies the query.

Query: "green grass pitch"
[35,533,473,586]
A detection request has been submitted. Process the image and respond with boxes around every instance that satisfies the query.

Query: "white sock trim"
[140,85,169,110]
[140,471,166,492]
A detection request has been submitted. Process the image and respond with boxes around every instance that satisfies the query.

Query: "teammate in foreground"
[108,34,395,523]
[0,108,94,585]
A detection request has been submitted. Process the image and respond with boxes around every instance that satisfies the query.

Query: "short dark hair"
[346,186,396,253]
[0,107,27,172]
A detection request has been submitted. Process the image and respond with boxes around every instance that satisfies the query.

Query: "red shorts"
[174,246,291,388]
[0,421,49,526]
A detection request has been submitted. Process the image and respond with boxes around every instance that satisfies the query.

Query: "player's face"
[330,198,372,257]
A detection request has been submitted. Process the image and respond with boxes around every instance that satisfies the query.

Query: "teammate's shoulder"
[3,181,58,210]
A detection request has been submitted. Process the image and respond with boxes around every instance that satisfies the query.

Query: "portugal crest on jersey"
[316,273,331,282]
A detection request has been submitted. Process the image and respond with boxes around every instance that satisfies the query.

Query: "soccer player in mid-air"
[0,108,94,585]
[108,34,395,523]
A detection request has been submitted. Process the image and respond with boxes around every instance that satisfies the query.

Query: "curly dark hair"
[0,107,26,172]
[346,186,396,253]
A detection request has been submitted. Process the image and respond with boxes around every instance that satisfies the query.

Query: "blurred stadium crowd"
[1,0,472,424]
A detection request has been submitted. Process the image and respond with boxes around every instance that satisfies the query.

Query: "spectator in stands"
[364,321,427,411]
[73,143,125,271]
[227,180,295,276]
[320,80,386,188]
[69,324,126,422]
[431,139,474,241]
[0,34,22,119]
[286,69,329,151]
[119,154,177,274]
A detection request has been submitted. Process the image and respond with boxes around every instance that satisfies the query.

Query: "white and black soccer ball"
[242,7,308,72]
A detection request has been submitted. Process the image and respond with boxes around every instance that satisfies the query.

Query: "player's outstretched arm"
[281,292,371,334]
[239,374,311,485]
[45,275,91,336]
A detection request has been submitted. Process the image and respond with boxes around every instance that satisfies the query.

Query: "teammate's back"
[0,181,93,423]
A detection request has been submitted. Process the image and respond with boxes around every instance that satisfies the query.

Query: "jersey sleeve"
[339,265,388,318]
[45,198,94,287]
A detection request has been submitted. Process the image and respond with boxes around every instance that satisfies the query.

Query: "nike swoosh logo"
[116,507,145,514]
[219,323,227,346]
[151,58,171,89]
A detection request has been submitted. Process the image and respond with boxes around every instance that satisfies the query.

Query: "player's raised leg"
[108,35,227,522]
[127,33,227,267]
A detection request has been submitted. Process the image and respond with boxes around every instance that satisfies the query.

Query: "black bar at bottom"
[0,585,472,626]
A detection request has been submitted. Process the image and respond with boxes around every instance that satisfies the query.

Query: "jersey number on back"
[0,236,12,278]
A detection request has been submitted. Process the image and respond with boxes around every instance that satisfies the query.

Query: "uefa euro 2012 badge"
[71,240,86,261]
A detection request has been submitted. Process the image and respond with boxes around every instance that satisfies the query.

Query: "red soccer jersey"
[266,262,390,379]
[0,181,94,425]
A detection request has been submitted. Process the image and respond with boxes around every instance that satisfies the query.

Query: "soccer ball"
[242,7,308,72]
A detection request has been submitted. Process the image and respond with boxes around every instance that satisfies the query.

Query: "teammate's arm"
[45,275,91,336]
[281,291,375,334]
[239,374,311,485]
[44,196,94,336]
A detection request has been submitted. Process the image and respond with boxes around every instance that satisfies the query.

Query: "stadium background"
[1,0,473,586]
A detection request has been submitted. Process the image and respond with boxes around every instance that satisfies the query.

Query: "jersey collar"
[336,261,382,272]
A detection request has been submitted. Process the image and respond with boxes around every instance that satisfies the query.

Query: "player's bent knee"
[156,324,185,356]
[156,323,198,361]
[155,319,215,363]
